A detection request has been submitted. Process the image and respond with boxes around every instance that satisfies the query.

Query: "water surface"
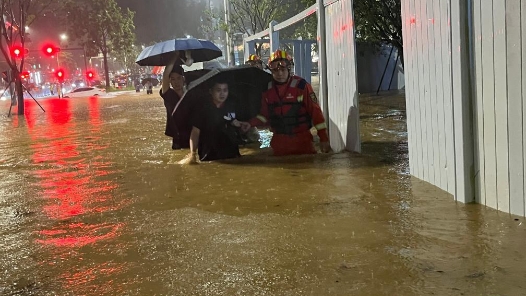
[0,90,524,295]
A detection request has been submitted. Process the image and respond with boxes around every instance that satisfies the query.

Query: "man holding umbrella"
[243,49,332,156]
[136,37,223,150]
[160,55,191,149]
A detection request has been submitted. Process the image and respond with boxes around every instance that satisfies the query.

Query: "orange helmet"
[247,54,261,61]
[245,54,263,66]
[268,49,293,70]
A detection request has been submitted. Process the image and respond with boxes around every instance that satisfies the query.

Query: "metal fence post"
[269,21,279,52]
[317,0,329,125]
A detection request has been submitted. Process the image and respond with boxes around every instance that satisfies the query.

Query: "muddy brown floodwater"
[0,88,525,296]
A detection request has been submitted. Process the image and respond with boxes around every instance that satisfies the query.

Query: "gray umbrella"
[135,38,222,66]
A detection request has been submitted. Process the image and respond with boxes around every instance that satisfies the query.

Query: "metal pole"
[208,0,212,40]
[269,21,279,52]
[376,46,394,94]
[83,47,89,86]
[223,0,232,66]
[317,0,329,129]
[388,52,400,91]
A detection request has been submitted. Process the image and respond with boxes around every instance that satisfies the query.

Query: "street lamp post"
[83,46,88,85]
[58,33,69,69]
[57,33,89,85]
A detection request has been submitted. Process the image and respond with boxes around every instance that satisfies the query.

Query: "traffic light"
[86,70,95,80]
[42,44,60,57]
[20,71,30,80]
[55,69,65,82]
[10,45,27,58]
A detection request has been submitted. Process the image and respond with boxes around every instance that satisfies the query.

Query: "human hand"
[231,119,241,128]
[178,151,198,165]
[239,121,251,133]
[319,141,332,153]
[169,51,181,65]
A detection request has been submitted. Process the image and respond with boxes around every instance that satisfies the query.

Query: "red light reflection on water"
[24,98,124,245]
[23,97,128,292]
[61,262,129,294]
[36,222,123,248]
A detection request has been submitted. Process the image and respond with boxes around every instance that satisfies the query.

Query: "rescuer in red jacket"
[243,49,332,156]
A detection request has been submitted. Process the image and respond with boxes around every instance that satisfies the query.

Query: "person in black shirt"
[179,78,250,164]
[160,55,192,149]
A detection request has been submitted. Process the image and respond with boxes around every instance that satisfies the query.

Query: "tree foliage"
[207,0,403,67]
[201,0,290,56]
[62,0,135,88]
[353,0,403,66]
[289,0,317,40]
[0,0,60,114]
[113,44,142,74]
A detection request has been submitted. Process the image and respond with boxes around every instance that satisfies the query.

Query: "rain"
[0,0,525,295]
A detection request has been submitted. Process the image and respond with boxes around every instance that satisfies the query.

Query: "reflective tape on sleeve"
[257,115,267,123]
[314,122,327,130]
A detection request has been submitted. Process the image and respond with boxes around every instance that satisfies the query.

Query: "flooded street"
[1,89,525,296]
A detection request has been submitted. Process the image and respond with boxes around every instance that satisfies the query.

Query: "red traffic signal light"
[10,45,27,58]
[20,71,30,79]
[42,45,60,57]
[86,70,95,80]
[55,69,65,82]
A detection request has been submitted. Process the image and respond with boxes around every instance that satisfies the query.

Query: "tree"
[57,51,77,71]
[113,44,142,75]
[353,0,403,67]
[62,0,135,89]
[0,0,59,115]
[202,0,291,57]
[289,0,317,40]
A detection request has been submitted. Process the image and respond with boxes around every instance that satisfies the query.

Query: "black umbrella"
[135,38,222,66]
[141,77,159,86]
[183,69,212,85]
[172,65,272,121]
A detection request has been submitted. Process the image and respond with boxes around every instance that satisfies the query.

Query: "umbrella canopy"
[172,65,272,121]
[136,38,222,66]
[183,69,212,85]
[141,77,159,85]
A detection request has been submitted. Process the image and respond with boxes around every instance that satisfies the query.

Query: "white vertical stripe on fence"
[493,0,510,212]
[442,0,457,195]
[473,0,486,205]
[522,0,526,217]
[408,0,419,180]
[480,0,498,209]
[401,0,416,178]
[433,0,448,191]
[425,0,438,186]
[451,0,474,203]
[506,0,524,216]
[417,0,428,180]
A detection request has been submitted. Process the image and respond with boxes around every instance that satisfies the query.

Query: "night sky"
[26,0,212,46]
[116,0,208,45]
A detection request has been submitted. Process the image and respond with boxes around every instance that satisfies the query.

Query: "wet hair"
[209,77,229,89]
